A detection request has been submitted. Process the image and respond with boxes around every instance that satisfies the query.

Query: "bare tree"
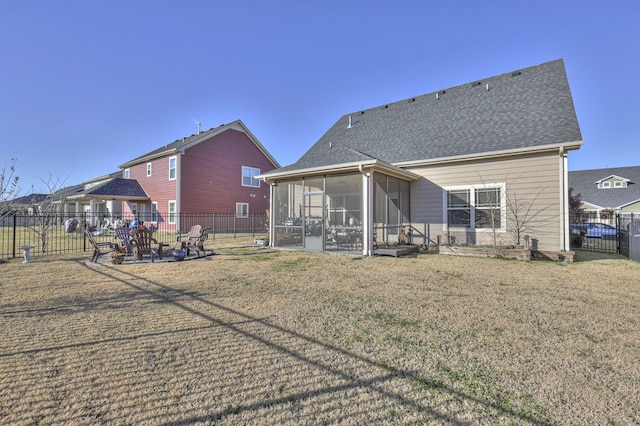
[1,159,20,216]
[472,171,550,248]
[506,189,548,247]
[27,174,67,254]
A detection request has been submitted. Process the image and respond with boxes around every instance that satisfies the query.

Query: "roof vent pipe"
[486,83,489,91]
[348,115,352,128]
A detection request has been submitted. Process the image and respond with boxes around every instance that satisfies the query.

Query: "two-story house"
[118,120,279,230]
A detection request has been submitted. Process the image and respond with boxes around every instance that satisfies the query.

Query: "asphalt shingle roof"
[269,59,582,175]
[87,178,148,199]
[124,124,229,165]
[569,166,640,209]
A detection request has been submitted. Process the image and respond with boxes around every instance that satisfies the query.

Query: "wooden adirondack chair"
[176,225,209,257]
[84,228,119,263]
[114,227,134,255]
[130,228,163,262]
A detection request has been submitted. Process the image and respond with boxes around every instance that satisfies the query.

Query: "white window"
[124,168,130,179]
[614,181,623,188]
[151,202,158,222]
[242,166,260,188]
[444,183,505,231]
[602,181,611,188]
[169,156,177,180]
[236,203,249,217]
[146,162,152,177]
[131,203,138,218]
[168,200,176,224]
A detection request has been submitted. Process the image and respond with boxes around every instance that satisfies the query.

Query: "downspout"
[560,147,569,252]
[359,164,373,256]
[267,179,275,247]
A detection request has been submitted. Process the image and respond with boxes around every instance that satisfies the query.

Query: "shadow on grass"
[1,258,555,425]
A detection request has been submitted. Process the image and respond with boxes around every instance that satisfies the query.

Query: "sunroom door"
[303,191,324,251]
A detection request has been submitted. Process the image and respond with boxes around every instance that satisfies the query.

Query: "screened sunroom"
[263,162,418,255]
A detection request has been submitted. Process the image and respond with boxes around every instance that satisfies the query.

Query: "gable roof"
[119,120,279,169]
[569,166,640,209]
[264,59,582,178]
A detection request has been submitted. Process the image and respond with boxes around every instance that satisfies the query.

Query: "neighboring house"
[4,193,49,215]
[260,59,583,256]
[569,166,640,223]
[50,172,147,229]
[118,120,279,230]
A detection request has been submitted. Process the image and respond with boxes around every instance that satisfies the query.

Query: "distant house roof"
[263,59,582,179]
[10,193,49,205]
[569,166,640,209]
[65,178,149,202]
[119,119,280,169]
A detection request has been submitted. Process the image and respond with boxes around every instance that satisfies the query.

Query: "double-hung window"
[474,187,502,228]
[236,203,249,218]
[151,202,158,222]
[445,184,504,231]
[146,162,152,177]
[168,201,176,224]
[169,156,177,180]
[242,166,260,187]
[447,190,471,227]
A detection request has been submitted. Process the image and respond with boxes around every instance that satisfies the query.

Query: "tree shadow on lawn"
[1,259,554,425]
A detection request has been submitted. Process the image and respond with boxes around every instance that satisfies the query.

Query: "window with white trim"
[444,183,505,231]
[169,156,177,180]
[124,168,130,179]
[151,202,158,222]
[168,200,176,224]
[602,181,611,188]
[242,166,260,187]
[146,162,152,177]
[236,203,249,217]
[614,181,623,188]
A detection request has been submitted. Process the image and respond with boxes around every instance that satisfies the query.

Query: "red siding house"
[118,120,279,230]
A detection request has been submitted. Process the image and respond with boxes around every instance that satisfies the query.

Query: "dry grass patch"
[0,246,638,425]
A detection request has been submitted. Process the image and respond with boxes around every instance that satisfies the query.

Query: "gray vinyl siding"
[408,152,562,251]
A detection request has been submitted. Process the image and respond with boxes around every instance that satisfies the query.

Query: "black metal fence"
[570,213,640,261]
[0,212,268,260]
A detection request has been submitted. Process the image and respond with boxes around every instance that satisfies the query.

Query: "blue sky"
[1,1,639,194]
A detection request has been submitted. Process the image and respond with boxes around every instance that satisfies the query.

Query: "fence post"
[211,213,216,241]
[12,213,17,258]
[83,211,87,253]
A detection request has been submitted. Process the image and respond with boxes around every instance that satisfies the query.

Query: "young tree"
[1,159,20,216]
[27,174,67,254]
[506,189,549,247]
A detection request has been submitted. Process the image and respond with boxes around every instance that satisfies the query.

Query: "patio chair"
[130,228,163,262]
[114,227,134,255]
[176,225,210,256]
[84,228,119,263]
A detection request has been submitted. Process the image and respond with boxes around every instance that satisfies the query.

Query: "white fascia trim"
[258,160,420,183]
[395,141,584,168]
